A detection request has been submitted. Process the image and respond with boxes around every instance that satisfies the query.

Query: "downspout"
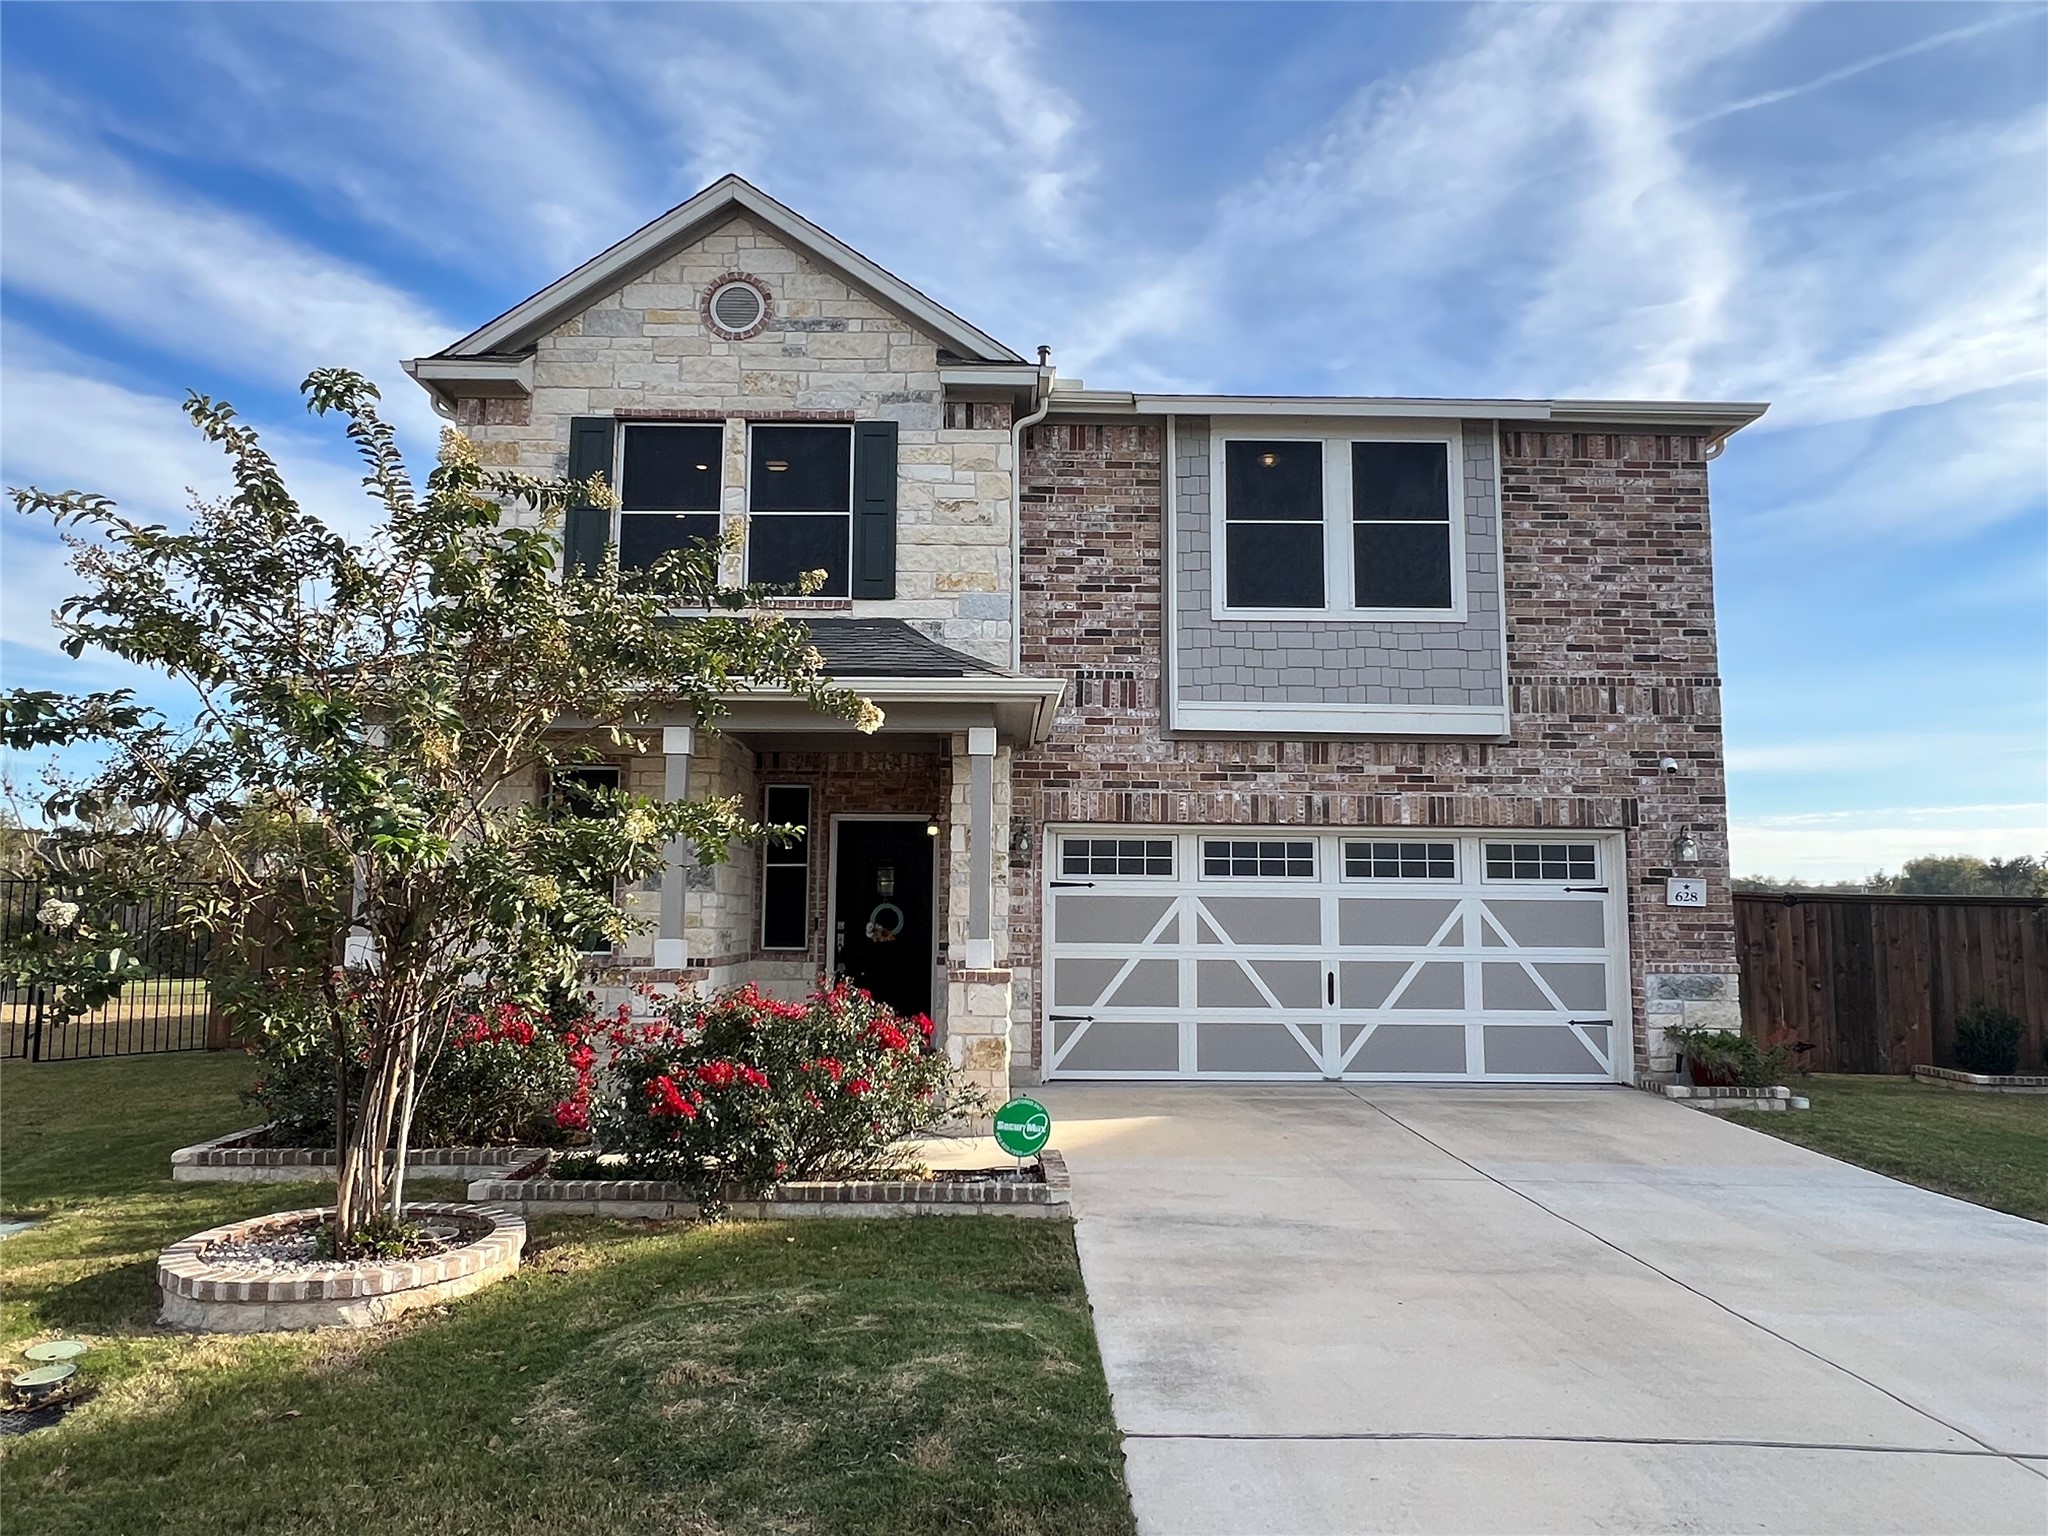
[1009,348,1057,673]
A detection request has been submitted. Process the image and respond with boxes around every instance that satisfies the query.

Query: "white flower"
[437,427,478,469]
[36,898,80,932]
[799,567,829,595]
[622,808,659,843]
[853,700,886,734]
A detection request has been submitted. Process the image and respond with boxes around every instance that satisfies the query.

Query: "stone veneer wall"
[1173,417,1506,706]
[1011,418,1740,1078]
[453,214,1016,664]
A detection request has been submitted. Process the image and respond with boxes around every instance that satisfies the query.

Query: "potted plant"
[1665,1024,1790,1088]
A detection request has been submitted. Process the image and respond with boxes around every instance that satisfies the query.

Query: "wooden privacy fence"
[1736,891,2048,1074]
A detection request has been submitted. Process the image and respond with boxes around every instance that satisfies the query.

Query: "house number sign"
[991,1097,1052,1158]
[1665,878,1707,908]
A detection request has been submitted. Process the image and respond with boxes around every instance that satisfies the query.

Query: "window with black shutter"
[617,424,723,571]
[748,425,852,595]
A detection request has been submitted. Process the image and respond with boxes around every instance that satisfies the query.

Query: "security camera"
[1659,756,1682,774]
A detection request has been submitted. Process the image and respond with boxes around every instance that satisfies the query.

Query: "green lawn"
[1749,1073,2048,1223]
[0,1053,1134,1535]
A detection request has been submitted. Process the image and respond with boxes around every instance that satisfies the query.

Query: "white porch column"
[653,725,693,970]
[966,725,996,970]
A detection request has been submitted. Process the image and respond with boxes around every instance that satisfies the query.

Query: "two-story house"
[406,175,1764,1104]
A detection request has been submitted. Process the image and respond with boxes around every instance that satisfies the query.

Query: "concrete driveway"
[1036,1083,2048,1535]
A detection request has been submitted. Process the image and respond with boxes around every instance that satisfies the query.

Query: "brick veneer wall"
[1010,418,1739,1076]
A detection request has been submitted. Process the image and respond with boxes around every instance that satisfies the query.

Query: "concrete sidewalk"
[1037,1083,2048,1535]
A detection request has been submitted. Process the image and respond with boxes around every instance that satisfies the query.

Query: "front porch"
[575,620,1059,1106]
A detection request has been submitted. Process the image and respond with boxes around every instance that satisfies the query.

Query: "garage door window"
[1062,837,1174,877]
[1483,842,1597,882]
[1203,839,1315,878]
[1343,841,1456,880]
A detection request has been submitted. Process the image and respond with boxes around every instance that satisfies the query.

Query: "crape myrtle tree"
[2,370,877,1249]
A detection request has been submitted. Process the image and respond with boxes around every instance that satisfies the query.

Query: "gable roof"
[436,174,1022,364]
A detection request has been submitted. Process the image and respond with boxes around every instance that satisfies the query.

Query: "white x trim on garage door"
[1043,829,1629,1082]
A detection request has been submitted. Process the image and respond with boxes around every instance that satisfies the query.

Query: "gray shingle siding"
[1172,417,1506,707]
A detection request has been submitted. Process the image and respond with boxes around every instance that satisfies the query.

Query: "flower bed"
[170,1126,552,1184]
[469,1149,1071,1221]
[158,1201,525,1332]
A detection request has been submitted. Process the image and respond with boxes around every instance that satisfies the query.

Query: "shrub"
[1665,1024,1791,1088]
[1952,1000,2024,1076]
[591,981,980,1193]
[245,996,584,1147]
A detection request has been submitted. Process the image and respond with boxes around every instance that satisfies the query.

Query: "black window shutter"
[850,420,898,599]
[563,416,617,575]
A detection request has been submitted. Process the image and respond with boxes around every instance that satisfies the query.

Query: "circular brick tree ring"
[158,1202,526,1333]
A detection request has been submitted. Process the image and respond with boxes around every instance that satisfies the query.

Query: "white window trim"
[613,422,725,570]
[1339,839,1462,883]
[743,422,855,596]
[1198,836,1319,881]
[1209,417,1467,623]
[1059,836,1178,880]
[1478,840,1603,886]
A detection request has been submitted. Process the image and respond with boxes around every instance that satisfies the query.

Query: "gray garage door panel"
[1043,830,1624,1082]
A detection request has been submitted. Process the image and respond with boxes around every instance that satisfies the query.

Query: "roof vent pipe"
[1010,355,1057,671]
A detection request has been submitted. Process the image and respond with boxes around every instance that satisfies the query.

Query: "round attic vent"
[705,277,769,338]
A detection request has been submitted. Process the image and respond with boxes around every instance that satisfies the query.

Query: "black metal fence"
[1,880,217,1061]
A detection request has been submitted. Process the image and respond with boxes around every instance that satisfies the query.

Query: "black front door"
[834,820,934,1017]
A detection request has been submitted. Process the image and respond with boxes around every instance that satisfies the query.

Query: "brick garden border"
[1913,1065,2048,1096]
[469,1149,1072,1220]
[1646,1083,1810,1114]
[158,1201,526,1333]
[171,1126,553,1185]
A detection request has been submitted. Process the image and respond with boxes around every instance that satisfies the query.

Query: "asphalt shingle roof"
[801,619,1009,680]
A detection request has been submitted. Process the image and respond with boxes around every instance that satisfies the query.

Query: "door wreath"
[863,902,906,944]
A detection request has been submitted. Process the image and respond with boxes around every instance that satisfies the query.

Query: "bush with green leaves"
[1665,1024,1792,1088]
[589,982,980,1196]
[245,994,585,1148]
[1951,1000,2024,1076]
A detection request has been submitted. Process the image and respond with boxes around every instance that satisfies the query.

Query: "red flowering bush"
[246,996,585,1147]
[590,981,975,1189]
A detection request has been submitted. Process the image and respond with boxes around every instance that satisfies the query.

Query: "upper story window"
[748,424,852,597]
[1213,424,1464,620]
[618,424,722,571]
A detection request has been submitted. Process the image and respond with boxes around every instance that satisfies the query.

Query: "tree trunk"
[334,1034,412,1244]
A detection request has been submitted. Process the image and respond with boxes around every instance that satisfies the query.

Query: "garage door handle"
[1049,1013,1094,1023]
[1564,885,1608,893]
[1327,971,1336,1005]
[1050,880,1095,889]
[1569,1019,1613,1026]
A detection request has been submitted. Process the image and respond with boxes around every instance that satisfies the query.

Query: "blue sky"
[2,1,2043,878]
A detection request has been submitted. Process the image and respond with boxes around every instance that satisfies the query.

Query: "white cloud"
[1732,803,2048,882]
[0,337,411,660]
[0,113,451,445]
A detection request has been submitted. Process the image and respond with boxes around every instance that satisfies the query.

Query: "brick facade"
[1007,418,1739,1075]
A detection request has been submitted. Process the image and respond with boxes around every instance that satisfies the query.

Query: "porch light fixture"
[925,819,941,838]
[1010,824,1034,857]
[1258,451,1279,468]
[1673,827,1700,864]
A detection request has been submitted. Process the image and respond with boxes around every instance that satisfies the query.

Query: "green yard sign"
[992,1097,1051,1158]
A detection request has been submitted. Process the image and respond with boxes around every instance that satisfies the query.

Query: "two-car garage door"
[1043,829,1627,1082]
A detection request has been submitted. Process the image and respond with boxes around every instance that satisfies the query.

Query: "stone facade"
[456,215,1016,663]
[1009,419,1740,1078]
